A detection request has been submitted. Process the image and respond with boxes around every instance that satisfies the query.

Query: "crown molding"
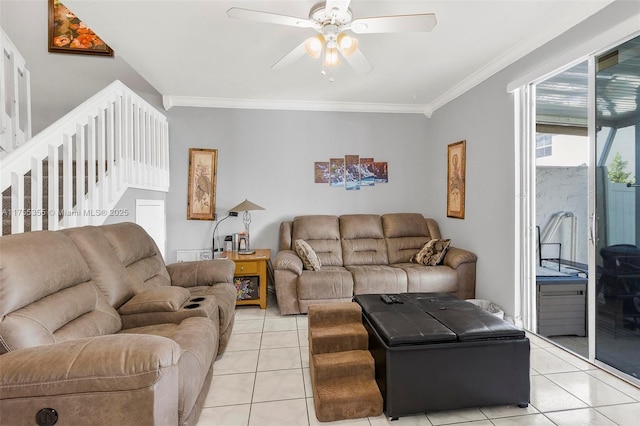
[425,0,615,118]
[162,95,427,115]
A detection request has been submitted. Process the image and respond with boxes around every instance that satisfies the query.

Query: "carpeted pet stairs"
[308,302,383,422]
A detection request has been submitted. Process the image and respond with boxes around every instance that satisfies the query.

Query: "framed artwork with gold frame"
[447,140,466,219]
[187,148,217,220]
[48,0,114,56]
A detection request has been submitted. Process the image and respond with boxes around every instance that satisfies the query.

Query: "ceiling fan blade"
[271,41,308,70]
[351,14,437,34]
[326,0,352,15]
[340,46,373,75]
[227,7,315,28]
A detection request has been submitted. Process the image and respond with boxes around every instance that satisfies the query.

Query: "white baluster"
[11,171,24,233]
[48,144,59,230]
[31,156,42,231]
[75,122,86,222]
[62,133,74,228]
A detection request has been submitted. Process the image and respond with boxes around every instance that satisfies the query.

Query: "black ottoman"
[354,293,530,419]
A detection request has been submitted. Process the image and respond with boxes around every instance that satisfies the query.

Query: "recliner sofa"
[274,213,477,314]
[0,222,236,425]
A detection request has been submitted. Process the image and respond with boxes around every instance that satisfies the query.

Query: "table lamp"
[229,199,265,254]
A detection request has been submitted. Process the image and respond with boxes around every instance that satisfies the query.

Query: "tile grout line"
[246,313,264,426]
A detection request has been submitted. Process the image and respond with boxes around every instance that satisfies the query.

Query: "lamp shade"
[337,33,358,57]
[304,35,325,59]
[324,47,341,66]
[229,199,265,212]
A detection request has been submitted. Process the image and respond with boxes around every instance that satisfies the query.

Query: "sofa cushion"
[411,239,451,266]
[101,222,171,292]
[340,214,389,266]
[0,231,121,353]
[392,263,458,293]
[63,226,136,308]
[383,213,433,264]
[292,215,343,266]
[119,286,192,315]
[295,239,322,271]
[346,265,408,294]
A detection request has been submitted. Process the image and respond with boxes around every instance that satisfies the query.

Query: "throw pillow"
[410,239,451,266]
[294,239,322,271]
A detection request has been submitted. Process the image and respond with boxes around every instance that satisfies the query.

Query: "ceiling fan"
[227,0,437,80]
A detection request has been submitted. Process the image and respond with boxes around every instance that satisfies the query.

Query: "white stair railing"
[1,80,169,235]
[0,27,32,157]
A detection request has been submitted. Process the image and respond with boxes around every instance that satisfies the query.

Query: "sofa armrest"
[443,246,477,269]
[443,246,477,300]
[274,250,303,276]
[118,286,191,315]
[0,334,181,399]
[167,259,235,288]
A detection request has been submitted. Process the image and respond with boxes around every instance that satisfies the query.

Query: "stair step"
[308,302,362,328]
[313,379,383,422]
[309,323,369,355]
[311,350,375,386]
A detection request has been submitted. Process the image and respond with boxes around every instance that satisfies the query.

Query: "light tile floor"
[197,297,640,426]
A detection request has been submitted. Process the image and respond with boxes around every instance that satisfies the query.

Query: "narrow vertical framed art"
[447,140,466,219]
[187,148,217,220]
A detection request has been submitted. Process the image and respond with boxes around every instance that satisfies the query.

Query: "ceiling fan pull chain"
[320,42,327,76]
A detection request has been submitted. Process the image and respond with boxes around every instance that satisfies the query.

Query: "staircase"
[0,28,169,235]
[308,302,383,422]
[2,161,104,235]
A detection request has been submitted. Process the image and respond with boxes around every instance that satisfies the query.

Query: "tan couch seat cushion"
[392,263,458,293]
[345,265,408,294]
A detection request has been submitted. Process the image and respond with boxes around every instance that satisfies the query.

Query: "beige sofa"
[0,223,236,426]
[274,213,477,314]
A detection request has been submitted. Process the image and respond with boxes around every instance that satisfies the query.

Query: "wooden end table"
[221,249,270,309]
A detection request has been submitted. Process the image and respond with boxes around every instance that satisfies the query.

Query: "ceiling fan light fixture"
[337,33,358,57]
[304,34,325,59]
[324,47,341,66]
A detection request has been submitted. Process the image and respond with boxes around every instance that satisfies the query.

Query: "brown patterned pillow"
[410,239,451,266]
[294,239,322,271]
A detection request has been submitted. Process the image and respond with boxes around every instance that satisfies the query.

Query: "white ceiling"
[64,0,614,115]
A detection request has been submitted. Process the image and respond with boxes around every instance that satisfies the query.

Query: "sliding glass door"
[520,34,640,383]
[534,62,589,358]
[594,36,640,380]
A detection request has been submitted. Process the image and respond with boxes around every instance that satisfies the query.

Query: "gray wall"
[165,107,431,261]
[425,74,516,316]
